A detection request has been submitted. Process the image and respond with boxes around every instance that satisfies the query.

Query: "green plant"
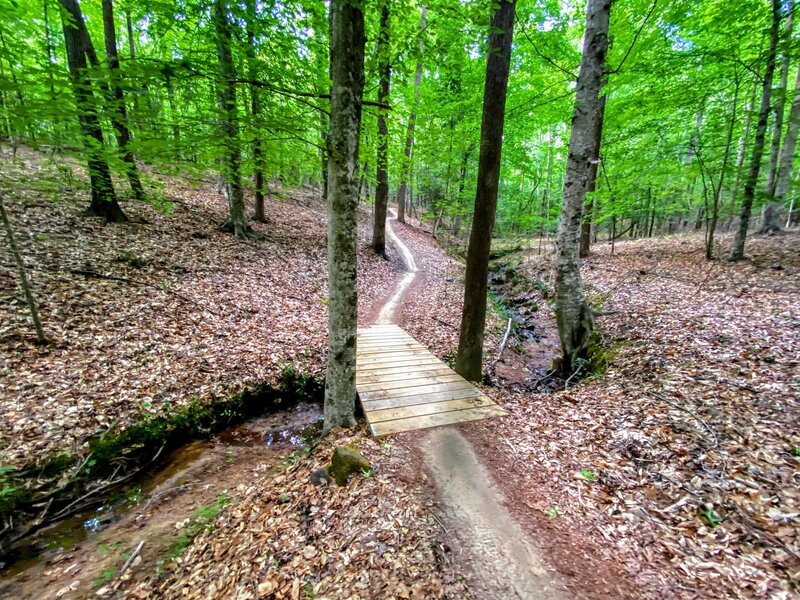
[168,493,229,559]
[94,568,117,588]
[545,506,560,519]
[791,447,800,457]
[698,506,722,528]
[580,468,597,482]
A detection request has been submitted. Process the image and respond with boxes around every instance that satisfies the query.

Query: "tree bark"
[101,0,145,201]
[731,76,759,211]
[579,91,607,257]
[59,0,126,222]
[775,67,800,206]
[397,6,427,224]
[554,0,611,374]
[324,0,366,432]
[246,0,267,223]
[372,2,391,256]
[0,192,47,344]
[766,5,793,196]
[707,75,739,259]
[214,0,250,238]
[730,0,781,260]
[454,0,515,382]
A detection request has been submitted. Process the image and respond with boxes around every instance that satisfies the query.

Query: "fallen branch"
[0,192,47,344]
[431,316,457,329]
[491,318,513,367]
[117,540,145,579]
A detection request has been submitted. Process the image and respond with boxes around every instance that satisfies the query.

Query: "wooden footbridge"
[356,324,507,437]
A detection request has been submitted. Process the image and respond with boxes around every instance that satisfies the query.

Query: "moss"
[1,366,323,541]
[329,447,371,487]
[586,331,617,375]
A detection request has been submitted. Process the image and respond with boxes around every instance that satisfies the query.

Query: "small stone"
[309,467,331,486]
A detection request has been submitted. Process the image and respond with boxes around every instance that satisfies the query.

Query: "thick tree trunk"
[0,193,47,344]
[454,0,515,382]
[213,0,250,239]
[579,92,607,258]
[554,0,611,374]
[372,2,391,256]
[59,0,126,223]
[101,0,144,201]
[397,6,426,225]
[730,0,781,260]
[773,64,800,219]
[324,0,366,432]
[246,0,267,223]
[766,6,793,196]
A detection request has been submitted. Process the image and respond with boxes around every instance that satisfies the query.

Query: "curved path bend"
[376,210,566,600]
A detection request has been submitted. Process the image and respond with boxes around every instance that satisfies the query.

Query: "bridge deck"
[356,324,507,437]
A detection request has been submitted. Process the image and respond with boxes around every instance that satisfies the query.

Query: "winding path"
[374,210,565,599]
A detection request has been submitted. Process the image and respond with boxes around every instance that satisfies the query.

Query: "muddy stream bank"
[0,398,324,599]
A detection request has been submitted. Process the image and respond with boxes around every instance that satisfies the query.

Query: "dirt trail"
[379,211,565,599]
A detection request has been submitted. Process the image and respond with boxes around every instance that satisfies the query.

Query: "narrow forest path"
[376,210,566,599]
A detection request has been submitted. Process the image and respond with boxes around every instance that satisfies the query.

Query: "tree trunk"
[707,76,739,259]
[454,0,515,382]
[730,0,781,260]
[58,0,126,222]
[731,76,759,210]
[774,62,800,208]
[214,0,250,239]
[324,0,366,432]
[579,92,607,257]
[554,0,611,374]
[0,192,47,344]
[453,144,474,238]
[372,2,391,256]
[245,0,267,223]
[766,5,793,196]
[101,0,145,201]
[397,6,427,224]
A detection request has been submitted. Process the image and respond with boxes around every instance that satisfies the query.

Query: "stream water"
[0,400,323,585]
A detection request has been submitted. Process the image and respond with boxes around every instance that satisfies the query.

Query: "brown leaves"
[129,429,466,599]
[0,167,394,468]
[476,233,800,598]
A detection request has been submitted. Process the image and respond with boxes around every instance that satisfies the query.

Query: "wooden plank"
[370,405,507,437]
[357,357,444,370]
[356,366,454,384]
[356,347,429,358]
[359,379,474,400]
[355,363,453,378]
[359,386,484,410]
[357,344,420,352]
[368,396,496,423]
[356,373,464,392]
[357,340,423,348]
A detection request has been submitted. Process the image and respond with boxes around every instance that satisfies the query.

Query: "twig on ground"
[431,316,457,329]
[491,318,513,367]
[564,365,584,390]
[117,540,145,579]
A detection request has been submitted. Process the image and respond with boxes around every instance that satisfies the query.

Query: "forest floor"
[1,146,799,598]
